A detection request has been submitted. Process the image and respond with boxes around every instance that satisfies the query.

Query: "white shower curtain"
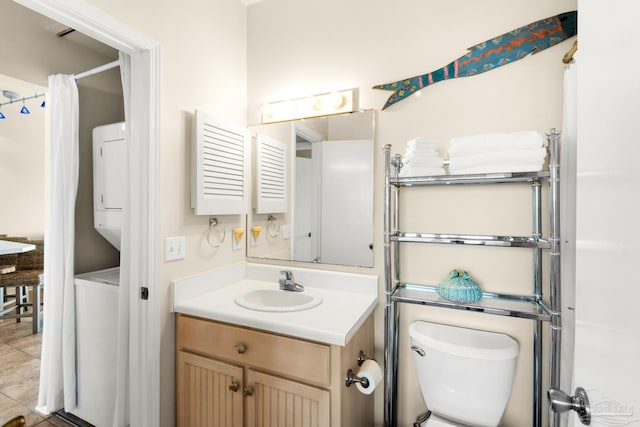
[37,74,79,413]
[112,51,132,427]
[559,53,578,427]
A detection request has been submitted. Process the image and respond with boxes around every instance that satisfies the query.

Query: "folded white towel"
[448,148,546,172]
[399,166,446,177]
[403,156,445,168]
[407,137,439,150]
[405,147,439,157]
[449,131,543,157]
[449,164,544,175]
[404,148,441,158]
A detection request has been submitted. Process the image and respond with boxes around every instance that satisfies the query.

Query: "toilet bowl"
[409,321,519,427]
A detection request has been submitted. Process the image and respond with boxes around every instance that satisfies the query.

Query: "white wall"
[82,0,248,424]
[248,1,576,425]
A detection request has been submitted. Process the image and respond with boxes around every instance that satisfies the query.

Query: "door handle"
[243,385,254,397]
[548,387,591,425]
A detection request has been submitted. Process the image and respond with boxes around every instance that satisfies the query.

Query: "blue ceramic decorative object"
[437,269,483,303]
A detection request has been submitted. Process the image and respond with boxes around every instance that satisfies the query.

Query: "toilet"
[409,321,519,427]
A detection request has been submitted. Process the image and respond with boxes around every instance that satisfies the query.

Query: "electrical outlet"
[282,224,291,239]
[165,236,186,261]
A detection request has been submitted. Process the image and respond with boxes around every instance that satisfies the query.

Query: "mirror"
[248,110,375,267]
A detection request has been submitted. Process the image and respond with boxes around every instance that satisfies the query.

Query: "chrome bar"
[547,129,562,427]
[383,145,397,427]
[394,232,550,248]
[532,179,543,427]
[392,154,402,286]
[391,171,549,186]
[392,284,551,321]
[533,320,543,427]
[532,181,543,298]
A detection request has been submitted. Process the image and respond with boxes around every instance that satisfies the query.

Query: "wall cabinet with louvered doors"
[191,110,251,215]
[382,130,562,427]
[176,313,374,427]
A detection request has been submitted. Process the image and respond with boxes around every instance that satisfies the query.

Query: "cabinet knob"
[235,343,247,354]
[243,385,254,397]
[228,381,240,392]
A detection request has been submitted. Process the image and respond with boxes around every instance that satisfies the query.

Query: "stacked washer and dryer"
[72,122,125,427]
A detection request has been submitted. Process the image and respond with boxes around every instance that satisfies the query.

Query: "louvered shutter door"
[255,134,287,213]
[191,110,249,215]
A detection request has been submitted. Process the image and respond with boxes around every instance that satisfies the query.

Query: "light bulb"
[329,92,346,109]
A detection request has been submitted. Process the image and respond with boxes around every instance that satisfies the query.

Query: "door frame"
[14,0,161,425]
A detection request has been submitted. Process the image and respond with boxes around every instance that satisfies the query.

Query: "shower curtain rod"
[74,60,120,80]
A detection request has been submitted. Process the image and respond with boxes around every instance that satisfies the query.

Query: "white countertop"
[172,263,379,347]
[0,239,35,255]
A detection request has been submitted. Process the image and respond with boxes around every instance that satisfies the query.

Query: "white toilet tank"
[409,321,519,427]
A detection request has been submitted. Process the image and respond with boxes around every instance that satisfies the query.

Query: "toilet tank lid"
[409,321,519,360]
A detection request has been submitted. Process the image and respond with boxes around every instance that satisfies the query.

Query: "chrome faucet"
[279,270,304,292]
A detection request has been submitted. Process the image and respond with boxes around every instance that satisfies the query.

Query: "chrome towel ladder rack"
[383,130,562,427]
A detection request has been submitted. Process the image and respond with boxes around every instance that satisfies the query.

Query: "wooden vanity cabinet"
[176,313,374,427]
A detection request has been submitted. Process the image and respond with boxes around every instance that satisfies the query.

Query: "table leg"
[32,283,41,334]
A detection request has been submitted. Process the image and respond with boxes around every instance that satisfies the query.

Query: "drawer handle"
[228,381,240,392]
[235,343,247,354]
[243,385,254,397]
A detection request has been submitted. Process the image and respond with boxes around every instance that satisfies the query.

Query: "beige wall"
[0,75,47,239]
[248,1,576,426]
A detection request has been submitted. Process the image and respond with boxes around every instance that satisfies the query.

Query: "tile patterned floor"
[0,318,77,427]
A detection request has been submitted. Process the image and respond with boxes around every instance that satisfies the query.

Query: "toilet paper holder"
[345,368,370,389]
[357,350,372,366]
[345,350,374,388]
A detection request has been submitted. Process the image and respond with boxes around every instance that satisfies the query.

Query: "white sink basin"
[235,288,323,312]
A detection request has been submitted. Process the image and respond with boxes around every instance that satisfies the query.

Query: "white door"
[294,156,313,261]
[569,1,640,426]
[320,139,373,266]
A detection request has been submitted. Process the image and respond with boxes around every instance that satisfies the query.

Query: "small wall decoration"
[373,11,577,110]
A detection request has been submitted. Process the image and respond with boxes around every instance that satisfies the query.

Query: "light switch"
[165,236,186,261]
[282,224,291,239]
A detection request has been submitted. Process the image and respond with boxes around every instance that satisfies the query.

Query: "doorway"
[2,0,160,424]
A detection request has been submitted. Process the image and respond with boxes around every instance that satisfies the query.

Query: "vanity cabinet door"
[245,369,330,427]
[177,350,244,427]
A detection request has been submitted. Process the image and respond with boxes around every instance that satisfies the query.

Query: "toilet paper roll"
[355,359,383,395]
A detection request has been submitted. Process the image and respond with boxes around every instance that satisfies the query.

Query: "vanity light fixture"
[262,89,355,124]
